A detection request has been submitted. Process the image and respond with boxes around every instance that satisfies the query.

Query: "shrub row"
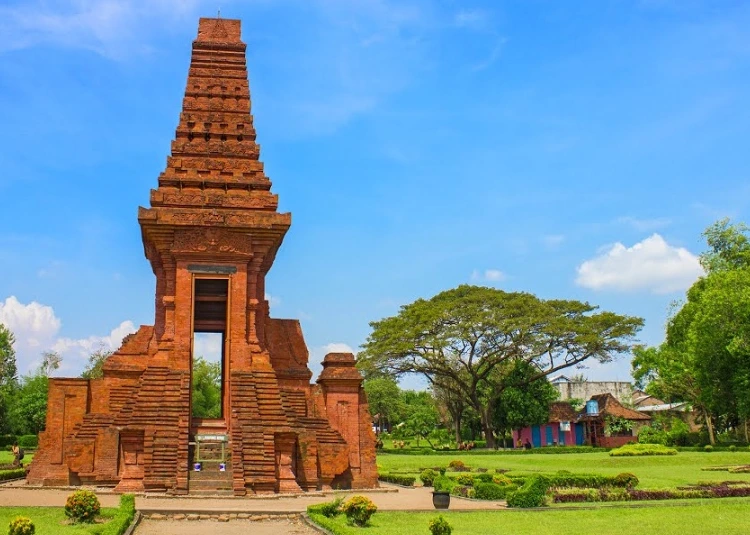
[378,473,416,486]
[0,469,26,481]
[0,435,37,449]
[475,482,519,500]
[506,472,638,489]
[100,494,136,535]
[378,446,606,456]
[552,484,750,503]
[610,443,677,456]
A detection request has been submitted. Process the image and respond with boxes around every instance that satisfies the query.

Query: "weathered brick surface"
[27,17,377,494]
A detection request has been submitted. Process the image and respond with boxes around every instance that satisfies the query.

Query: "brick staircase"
[188,439,233,495]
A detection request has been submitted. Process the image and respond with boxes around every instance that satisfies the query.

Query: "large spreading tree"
[359,285,643,448]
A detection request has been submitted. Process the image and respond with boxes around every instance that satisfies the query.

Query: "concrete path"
[135,518,318,535]
[0,483,503,512]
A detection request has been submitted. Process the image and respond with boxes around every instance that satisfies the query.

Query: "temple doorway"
[191,277,229,433]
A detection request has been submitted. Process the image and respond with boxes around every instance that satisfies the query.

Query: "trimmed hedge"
[0,469,26,481]
[610,443,677,456]
[475,482,518,500]
[100,494,136,535]
[0,435,17,449]
[507,472,639,489]
[378,446,606,455]
[506,475,550,508]
[552,484,750,503]
[17,435,38,449]
[420,469,437,487]
[378,473,416,486]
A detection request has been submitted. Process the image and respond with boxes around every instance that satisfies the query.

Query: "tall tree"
[360,285,643,448]
[633,219,750,444]
[191,356,222,418]
[80,346,114,380]
[0,324,17,386]
[0,324,18,434]
[363,377,402,434]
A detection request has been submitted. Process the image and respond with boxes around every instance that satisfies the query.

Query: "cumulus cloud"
[575,234,703,294]
[0,296,135,376]
[471,269,506,282]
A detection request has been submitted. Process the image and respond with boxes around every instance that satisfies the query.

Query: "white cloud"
[575,234,704,294]
[0,296,135,376]
[616,216,672,232]
[471,269,506,282]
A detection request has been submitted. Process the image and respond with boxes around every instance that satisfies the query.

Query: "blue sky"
[0,0,748,385]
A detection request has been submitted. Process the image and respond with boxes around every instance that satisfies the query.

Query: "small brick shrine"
[27,17,378,495]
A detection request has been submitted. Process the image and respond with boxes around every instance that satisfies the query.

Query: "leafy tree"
[363,377,402,434]
[491,361,559,447]
[191,356,221,418]
[360,285,643,448]
[632,219,750,445]
[8,374,50,435]
[0,323,17,386]
[404,405,439,447]
[0,323,18,434]
[80,346,114,380]
[6,350,62,435]
[39,350,61,376]
[432,378,469,443]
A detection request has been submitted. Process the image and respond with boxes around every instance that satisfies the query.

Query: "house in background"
[632,390,701,432]
[513,402,585,448]
[578,393,651,447]
[551,375,634,404]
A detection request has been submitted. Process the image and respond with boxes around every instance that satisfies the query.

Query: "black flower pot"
[432,491,450,509]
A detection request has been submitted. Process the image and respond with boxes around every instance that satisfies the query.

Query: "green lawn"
[311,498,750,535]
[0,450,34,466]
[377,451,750,488]
[0,507,119,534]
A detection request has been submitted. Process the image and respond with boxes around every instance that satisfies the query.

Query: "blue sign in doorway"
[531,425,541,447]
[575,423,584,445]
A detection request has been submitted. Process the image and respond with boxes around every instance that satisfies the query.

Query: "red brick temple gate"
[27,17,378,495]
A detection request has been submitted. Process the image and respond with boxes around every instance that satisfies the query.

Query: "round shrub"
[342,495,377,527]
[729,445,737,452]
[456,474,475,486]
[448,460,469,472]
[64,489,101,523]
[8,517,35,535]
[429,515,452,535]
[704,445,714,452]
[420,468,437,487]
[613,472,639,489]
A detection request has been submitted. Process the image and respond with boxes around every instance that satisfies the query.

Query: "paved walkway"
[0,483,503,512]
[136,518,318,535]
